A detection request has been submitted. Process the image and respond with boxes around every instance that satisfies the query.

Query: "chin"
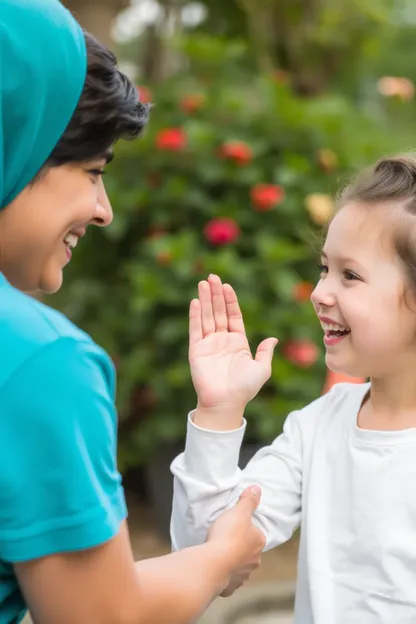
[325,353,365,379]
[38,270,63,295]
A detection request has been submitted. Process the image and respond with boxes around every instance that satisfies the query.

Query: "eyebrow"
[321,250,361,266]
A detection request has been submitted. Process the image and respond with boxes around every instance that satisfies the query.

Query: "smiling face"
[0,158,113,294]
[310,202,416,378]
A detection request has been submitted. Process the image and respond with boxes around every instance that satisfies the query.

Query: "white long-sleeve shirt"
[171,382,416,623]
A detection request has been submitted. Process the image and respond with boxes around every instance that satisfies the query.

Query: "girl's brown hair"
[337,153,416,293]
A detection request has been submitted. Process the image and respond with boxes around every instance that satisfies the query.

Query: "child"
[171,154,416,622]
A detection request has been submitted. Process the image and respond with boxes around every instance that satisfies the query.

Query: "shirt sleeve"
[0,336,127,562]
[171,405,308,553]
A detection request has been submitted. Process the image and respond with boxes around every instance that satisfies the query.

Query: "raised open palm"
[189,274,278,410]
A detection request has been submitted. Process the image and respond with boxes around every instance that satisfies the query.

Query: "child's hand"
[189,275,278,413]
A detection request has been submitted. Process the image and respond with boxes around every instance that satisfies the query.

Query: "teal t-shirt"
[0,274,127,623]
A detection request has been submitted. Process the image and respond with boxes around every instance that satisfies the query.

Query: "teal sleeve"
[0,337,127,562]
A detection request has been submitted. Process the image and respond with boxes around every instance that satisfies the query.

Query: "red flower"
[181,94,205,114]
[156,128,187,151]
[137,85,152,104]
[220,141,253,165]
[204,218,240,245]
[292,281,314,303]
[251,184,285,211]
[284,340,319,368]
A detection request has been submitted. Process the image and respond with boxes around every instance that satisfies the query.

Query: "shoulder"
[322,381,370,413]
[290,381,370,436]
[298,381,369,416]
[0,282,112,392]
[0,281,88,343]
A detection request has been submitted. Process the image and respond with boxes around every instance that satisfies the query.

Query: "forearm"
[134,543,229,624]
[171,413,247,550]
[193,404,245,431]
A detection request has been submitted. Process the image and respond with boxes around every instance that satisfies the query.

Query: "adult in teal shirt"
[0,1,265,622]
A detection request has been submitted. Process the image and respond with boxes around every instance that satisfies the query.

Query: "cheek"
[64,189,97,226]
[349,296,412,353]
[337,290,369,324]
[338,291,389,345]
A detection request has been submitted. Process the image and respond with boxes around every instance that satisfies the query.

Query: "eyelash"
[88,168,106,179]
[318,263,359,281]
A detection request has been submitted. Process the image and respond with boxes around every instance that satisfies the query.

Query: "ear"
[402,284,416,314]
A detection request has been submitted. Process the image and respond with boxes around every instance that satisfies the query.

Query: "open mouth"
[325,328,350,338]
[63,233,78,250]
[321,322,351,345]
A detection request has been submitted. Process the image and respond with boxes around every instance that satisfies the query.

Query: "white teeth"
[63,233,78,249]
[321,322,350,332]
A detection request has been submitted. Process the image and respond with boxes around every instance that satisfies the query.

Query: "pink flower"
[204,218,240,245]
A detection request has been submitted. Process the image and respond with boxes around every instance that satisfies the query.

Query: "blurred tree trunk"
[64,0,130,48]
[195,0,390,96]
[141,0,184,84]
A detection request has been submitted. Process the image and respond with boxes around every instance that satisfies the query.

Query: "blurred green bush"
[51,36,416,471]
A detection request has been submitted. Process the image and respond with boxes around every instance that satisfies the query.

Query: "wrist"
[193,403,246,431]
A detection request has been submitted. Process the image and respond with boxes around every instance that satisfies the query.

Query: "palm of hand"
[190,332,267,407]
[189,276,278,410]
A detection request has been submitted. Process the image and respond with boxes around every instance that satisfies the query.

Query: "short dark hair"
[46,31,149,166]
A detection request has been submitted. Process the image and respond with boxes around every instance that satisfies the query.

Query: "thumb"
[237,485,262,513]
[255,337,278,371]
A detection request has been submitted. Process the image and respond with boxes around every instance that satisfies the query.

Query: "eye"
[87,168,106,182]
[318,263,328,275]
[343,270,360,281]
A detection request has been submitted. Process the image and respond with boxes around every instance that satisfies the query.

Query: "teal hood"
[0,0,87,209]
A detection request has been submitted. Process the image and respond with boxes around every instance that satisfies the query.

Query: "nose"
[310,277,336,310]
[91,178,113,227]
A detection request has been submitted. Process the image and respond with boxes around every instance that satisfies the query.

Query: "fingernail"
[249,485,261,497]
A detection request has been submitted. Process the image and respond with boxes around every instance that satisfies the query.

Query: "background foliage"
[53,0,416,471]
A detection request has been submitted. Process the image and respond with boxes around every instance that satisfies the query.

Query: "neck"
[369,362,416,418]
